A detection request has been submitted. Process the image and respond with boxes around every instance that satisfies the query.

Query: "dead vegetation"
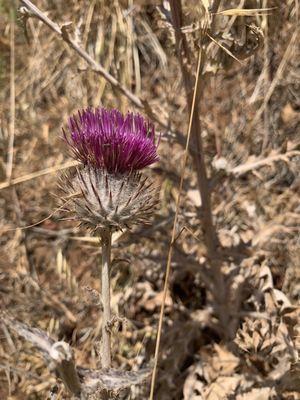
[0,0,299,399]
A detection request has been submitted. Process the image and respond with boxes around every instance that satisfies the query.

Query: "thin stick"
[261,0,270,153]
[101,230,112,369]
[0,160,79,190]
[149,45,203,400]
[6,7,15,182]
[230,150,300,176]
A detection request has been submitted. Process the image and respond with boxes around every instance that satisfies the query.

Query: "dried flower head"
[63,108,159,174]
[62,167,158,233]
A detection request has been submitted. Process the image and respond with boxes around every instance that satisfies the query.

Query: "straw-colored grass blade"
[216,8,275,17]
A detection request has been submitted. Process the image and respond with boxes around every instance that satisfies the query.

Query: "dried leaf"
[205,376,242,400]
[237,387,276,399]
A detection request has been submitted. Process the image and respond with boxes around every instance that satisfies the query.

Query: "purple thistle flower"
[63,108,159,174]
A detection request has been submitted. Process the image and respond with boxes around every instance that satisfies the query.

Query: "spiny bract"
[62,168,158,233]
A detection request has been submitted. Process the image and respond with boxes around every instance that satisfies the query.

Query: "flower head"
[63,108,159,174]
[61,107,159,233]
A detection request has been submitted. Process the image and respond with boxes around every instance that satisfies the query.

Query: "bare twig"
[230,150,300,176]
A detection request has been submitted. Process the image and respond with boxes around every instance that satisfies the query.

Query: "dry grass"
[0,0,299,399]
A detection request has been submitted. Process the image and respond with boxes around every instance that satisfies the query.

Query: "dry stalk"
[149,44,203,400]
[6,7,15,182]
[261,0,271,153]
[169,0,219,259]
[169,1,232,336]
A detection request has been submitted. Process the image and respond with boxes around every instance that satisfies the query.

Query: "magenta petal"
[64,108,159,173]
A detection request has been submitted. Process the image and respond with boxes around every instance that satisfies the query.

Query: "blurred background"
[0,0,299,399]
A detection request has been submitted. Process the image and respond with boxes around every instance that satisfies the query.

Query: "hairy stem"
[101,230,112,369]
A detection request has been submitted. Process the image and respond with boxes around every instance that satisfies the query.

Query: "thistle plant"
[61,107,159,370]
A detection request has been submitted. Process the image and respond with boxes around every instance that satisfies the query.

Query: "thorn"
[117,181,125,198]
[108,190,113,208]
[125,195,133,208]
[105,174,109,192]
[64,191,82,200]
[89,171,104,211]
[78,169,89,192]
